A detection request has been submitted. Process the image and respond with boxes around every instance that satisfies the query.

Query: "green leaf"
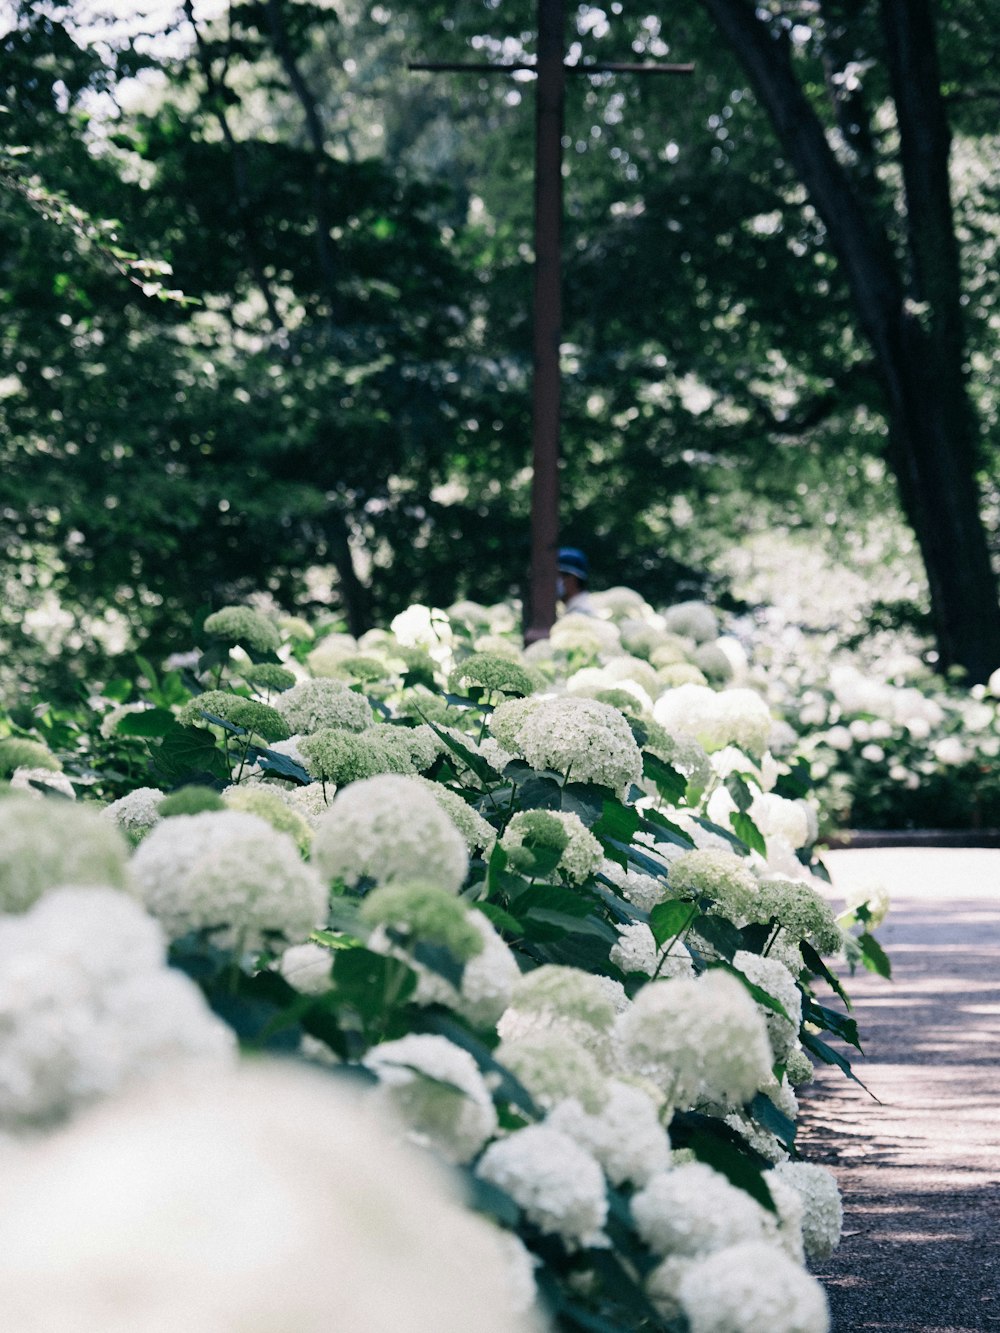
[725,772,755,813]
[475,902,524,934]
[858,931,892,979]
[716,961,794,1022]
[649,899,697,948]
[747,1091,797,1147]
[515,775,563,810]
[690,913,743,961]
[802,995,863,1051]
[640,806,696,848]
[527,909,619,944]
[332,948,417,1019]
[730,810,767,856]
[465,1175,520,1229]
[510,883,595,919]
[248,745,312,785]
[592,799,640,845]
[426,722,501,784]
[642,751,687,804]
[800,1030,878,1098]
[152,723,230,784]
[683,1127,776,1214]
[114,706,178,738]
[800,941,854,1009]
[561,780,614,826]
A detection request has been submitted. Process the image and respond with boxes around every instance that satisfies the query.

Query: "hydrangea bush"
[0,588,914,1331]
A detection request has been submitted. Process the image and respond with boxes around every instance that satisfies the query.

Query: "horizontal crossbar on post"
[408,61,695,75]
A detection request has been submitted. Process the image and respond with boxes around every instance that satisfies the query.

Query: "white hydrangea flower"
[0,797,129,915]
[102,787,164,840]
[599,858,668,912]
[669,849,759,921]
[494,1229,541,1318]
[363,1034,498,1166]
[0,887,234,1131]
[843,884,891,929]
[732,950,802,1061]
[476,1125,608,1249]
[278,942,334,996]
[772,1162,843,1261]
[610,922,695,979]
[677,1240,830,1333]
[645,1254,695,1322]
[10,768,77,800]
[514,696,643,796]
[631,1162,770,1257]
[312,774,468,894]
[0,1062,541,1333]
[614,969,773,1108]
[549,612,622,655]
[285,781,335,825]
[457,913,523,1028]
[274,677,376,741]
[496,1030,608,1114]
[654,684,773,758]
[548,1079,671,1186]
[500,809,603,885]
[130,811,326,951]
[415,777,496,854]
[305,632,359,677]
[662,601,719,643]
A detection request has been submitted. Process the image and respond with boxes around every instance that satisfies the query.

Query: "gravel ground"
[798,848,1000,1333]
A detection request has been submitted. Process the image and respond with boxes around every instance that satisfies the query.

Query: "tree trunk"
[698,0,1000,681]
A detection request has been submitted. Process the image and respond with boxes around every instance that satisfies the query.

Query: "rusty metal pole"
[523,0,565,645]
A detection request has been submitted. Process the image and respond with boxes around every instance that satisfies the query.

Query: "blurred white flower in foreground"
[0,1061,542,1332]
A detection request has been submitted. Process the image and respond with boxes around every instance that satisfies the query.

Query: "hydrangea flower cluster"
[203,605,280,653]
[0,796,129,915]
[669,848,759,920]
[0,737,61,775]
[773,1161,844,1260]
[221,785,313,853]
[677,1240,830,1332]
[102,787,165,843]
[0,1062,538,1333]
[500,809,603,884]
[130,811,326,951]
[361,881,484,962]
[548,1078,671,1187]
[476,1125,609,1249]
[312,774,468,893]
[615,970,773,1108]
[514,696,643,796]
[363,1033,498,1165]
[274,677,374,734]
[450,652,536,698]
[178,691,290,743]
[654,683,773,757]
[0,887,235,1131]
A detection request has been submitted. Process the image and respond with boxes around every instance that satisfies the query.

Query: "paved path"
[799,848,1000,1333]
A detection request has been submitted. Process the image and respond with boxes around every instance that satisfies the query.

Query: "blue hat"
[557,547,589,582]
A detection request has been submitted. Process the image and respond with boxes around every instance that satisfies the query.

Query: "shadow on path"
[798,851,1000,1332]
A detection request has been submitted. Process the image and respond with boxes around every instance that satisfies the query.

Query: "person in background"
[556,547,596,617]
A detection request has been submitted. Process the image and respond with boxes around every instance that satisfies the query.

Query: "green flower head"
[159,787,226,817]
[450,653,536,699]
[299,729,411,786]
[0,739,61,778]
[203,606,281,654]
[239,663,298,694]
[178,691,290,743]
[223,786,313,854]
[361,881,484,962]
